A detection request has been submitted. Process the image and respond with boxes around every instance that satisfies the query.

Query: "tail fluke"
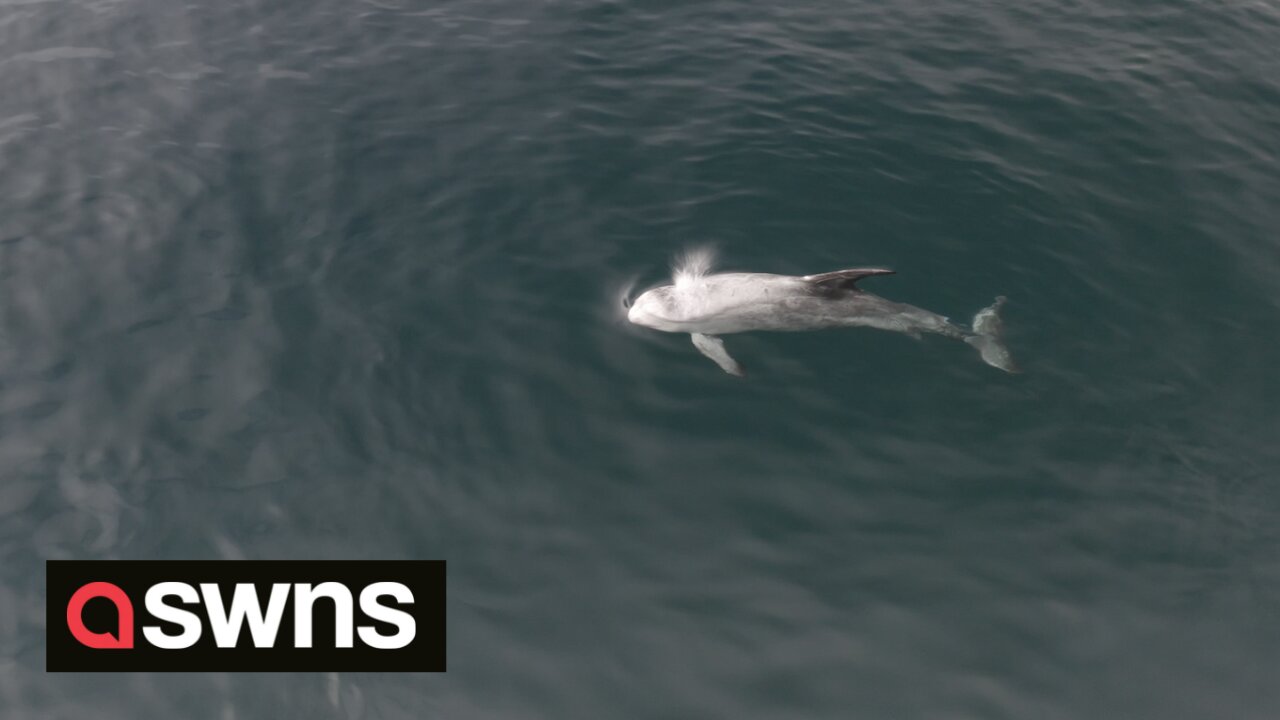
[964,296,1019,373]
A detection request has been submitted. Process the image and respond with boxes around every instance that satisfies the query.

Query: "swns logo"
[46,561,445,672]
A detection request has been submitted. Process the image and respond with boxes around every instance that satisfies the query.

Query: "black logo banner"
[46,560,445,672]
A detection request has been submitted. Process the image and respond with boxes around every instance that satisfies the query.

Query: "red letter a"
[66,582,134,649]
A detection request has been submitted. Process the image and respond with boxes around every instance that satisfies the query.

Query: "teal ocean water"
[3,0,1280,717]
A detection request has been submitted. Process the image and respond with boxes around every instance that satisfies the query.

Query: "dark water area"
[3,0,1280,717]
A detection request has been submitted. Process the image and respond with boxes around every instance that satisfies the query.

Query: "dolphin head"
[627,285,682,331]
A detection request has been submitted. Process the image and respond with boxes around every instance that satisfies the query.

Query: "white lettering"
[199,583,290,648]
[358,582,416,650]
[293,582,354,648]
[142,582,203,649]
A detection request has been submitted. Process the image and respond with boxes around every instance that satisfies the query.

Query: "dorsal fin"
[802,267,895,290]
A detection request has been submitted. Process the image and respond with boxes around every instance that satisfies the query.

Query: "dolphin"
[626,252,1018,376]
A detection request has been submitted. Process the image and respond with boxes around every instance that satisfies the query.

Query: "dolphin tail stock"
[964,296,1019,373]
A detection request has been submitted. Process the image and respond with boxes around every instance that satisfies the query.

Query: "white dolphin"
[627,251,1017,376]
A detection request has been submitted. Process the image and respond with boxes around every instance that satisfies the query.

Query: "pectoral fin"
[691,333,745,376]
